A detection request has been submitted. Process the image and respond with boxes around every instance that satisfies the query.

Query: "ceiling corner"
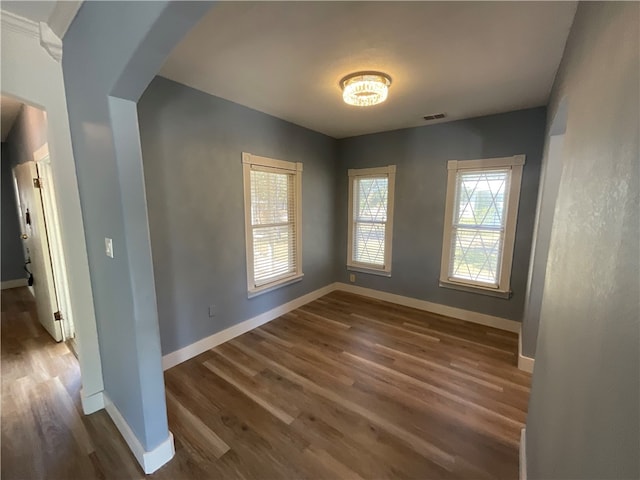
[47,0,83,40]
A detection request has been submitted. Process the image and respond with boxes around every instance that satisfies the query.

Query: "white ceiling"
[1,95,23,141]
[1,1,56,23]
[161,2,577,139]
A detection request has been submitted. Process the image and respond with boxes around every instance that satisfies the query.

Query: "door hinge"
[33,178,42,189]
[54,311,63,321]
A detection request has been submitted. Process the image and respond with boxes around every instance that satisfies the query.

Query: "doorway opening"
[1,95,76,350]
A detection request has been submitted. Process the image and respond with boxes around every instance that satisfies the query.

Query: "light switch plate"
[105,238,114,258]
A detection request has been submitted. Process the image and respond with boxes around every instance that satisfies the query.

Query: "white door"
[13,161,62,341]
[34,156,76,342]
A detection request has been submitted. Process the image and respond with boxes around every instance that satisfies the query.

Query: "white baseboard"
[518,329,535,373]
[162,283,338,370]
[162,282,524,371]
[1,278,28,290]
[520,428,527,480]
[104,393,175,474]
[334,283,520,333]
[80,388,105,414]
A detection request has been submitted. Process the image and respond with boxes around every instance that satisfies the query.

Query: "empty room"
[1,1,638,480]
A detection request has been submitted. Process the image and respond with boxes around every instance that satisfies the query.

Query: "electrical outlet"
[349,273,356,283]
[105,238,114,258]
[208,305,216,317]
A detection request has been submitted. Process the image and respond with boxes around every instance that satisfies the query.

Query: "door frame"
[1,18,105,413]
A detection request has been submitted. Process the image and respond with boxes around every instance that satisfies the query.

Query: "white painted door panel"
[13,162,62,341]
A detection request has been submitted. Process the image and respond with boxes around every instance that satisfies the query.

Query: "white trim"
[1,279,28,290]
[242,152,303,172]
[347,165,396,275]
[520,428,527,480]
[0,10,64,62]
[347,265,392,277]
[2,17,105,406]
[242,152,303,296]
[33,143,49,163]
[447,155,526,170]
[104,394,175,474]
[440,155,525,296]
[518,329,535,373]
[347,165,397,177]
[247,273,304,299]
[162,283,337,370]
[335,283,520,333]
[38,22,62,62]
[80,388,105,414]
[162,282,522,371]
[0,10,39,38]
[439,280,511,299]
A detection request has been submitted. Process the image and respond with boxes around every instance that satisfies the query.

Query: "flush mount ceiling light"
[340,71,392,107]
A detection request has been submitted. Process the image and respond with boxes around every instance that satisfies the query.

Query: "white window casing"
[242,152,303,297]
[347,165,396,276]
[439,155,525,298]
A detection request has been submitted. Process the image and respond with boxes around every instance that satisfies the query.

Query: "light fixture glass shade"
[341,72,392,107]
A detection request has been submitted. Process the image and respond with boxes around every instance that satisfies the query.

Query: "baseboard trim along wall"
[335,283,521,333]
[518,329,535,373]
[80,388,105,415]
[103,394,175,474]
[161,283,337,370]
[162,282,525,370]
[1,278,28,290]
[520,428,527,480]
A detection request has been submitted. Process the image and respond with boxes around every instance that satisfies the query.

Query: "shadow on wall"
[1,142,26,283]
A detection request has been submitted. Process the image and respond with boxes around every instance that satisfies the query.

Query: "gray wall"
[62,1,211,452]
[335,108,546,321]
[1,143,25,282]
[526,2,639,479]
[138,76,337,355]
[521,131,565,357]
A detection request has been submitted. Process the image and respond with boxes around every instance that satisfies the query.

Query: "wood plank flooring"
[1,287,530,479]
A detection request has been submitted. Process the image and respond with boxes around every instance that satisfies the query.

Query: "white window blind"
[440,156,525,297]
[354,176,388,266]
[347,166,396,275]
[250,168,297,285]
[449,169,509,286]
[243,154,302,296]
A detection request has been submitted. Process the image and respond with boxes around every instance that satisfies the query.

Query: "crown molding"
[48,0,83,39]
[39,21,63,62]
[1,9,64,62]
[0,9,40,38]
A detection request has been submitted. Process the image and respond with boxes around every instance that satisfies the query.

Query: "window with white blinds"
[440,156,525,297]
[347,166,396,276]
[242,153,303,296]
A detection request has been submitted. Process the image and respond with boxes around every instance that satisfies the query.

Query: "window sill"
[439,280,512,299]
[248,273,304,299]
[347,265,391,277]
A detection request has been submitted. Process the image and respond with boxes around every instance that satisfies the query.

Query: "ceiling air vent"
[423,113,446,121]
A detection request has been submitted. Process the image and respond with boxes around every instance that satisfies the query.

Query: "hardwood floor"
[1,287,530,479]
